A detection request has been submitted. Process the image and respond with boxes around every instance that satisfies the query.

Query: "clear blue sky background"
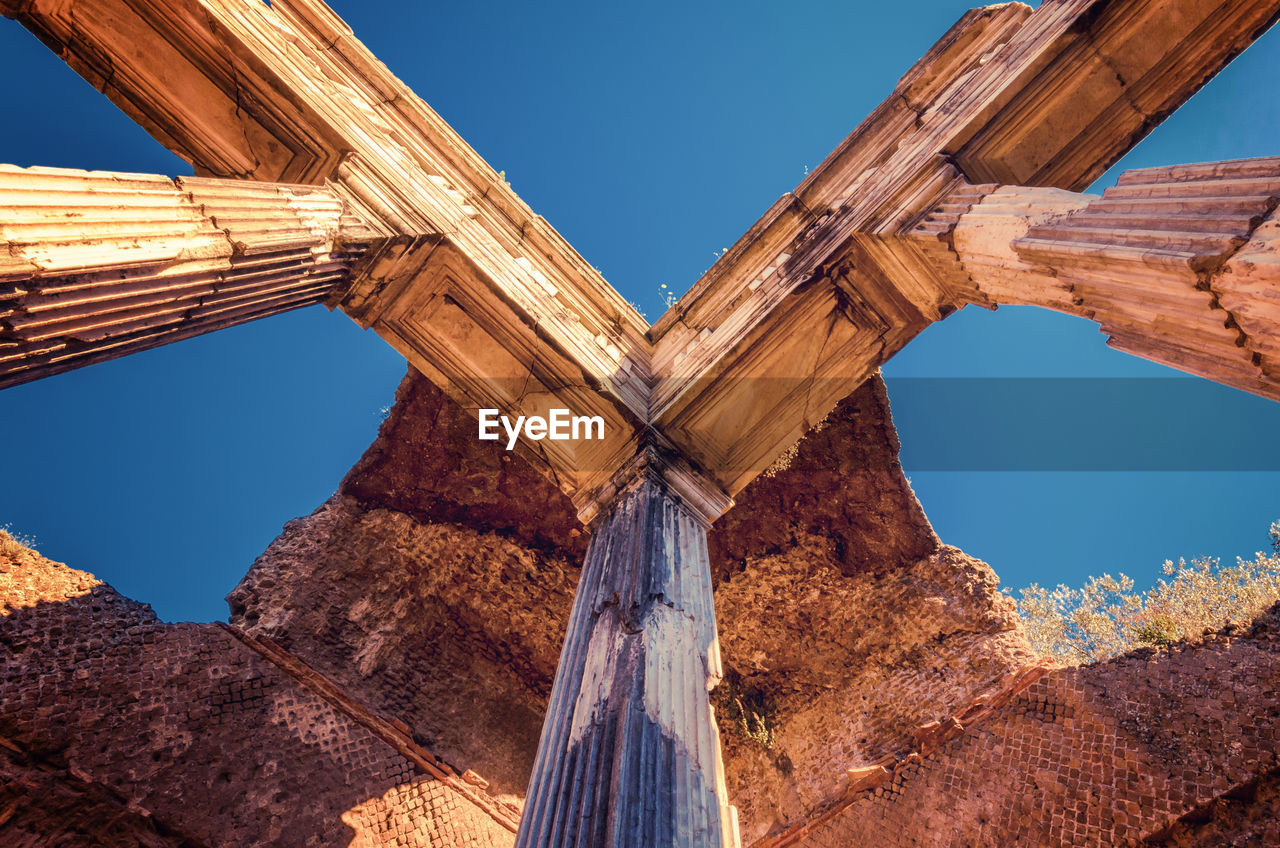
[1,1,1277,622]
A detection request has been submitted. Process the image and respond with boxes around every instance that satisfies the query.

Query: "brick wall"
[767,604,1280,848]
[228,495,570,801]
[716,545,1037,840]
[1149,768,1280,847]
[0,534,514,847]
[232,369,1013,843]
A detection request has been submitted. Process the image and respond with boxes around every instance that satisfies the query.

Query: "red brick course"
[0,539,514,847]
[762,606,1280,848]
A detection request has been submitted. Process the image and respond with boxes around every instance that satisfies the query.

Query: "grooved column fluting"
[515,466,738,848]
[1011,158,1280,395]
[0,165,379,389]
[914,156,1280,401]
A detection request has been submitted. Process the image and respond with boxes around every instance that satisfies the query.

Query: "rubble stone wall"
[718,545,1038,841]
[229,493,570,802]
[10,367,1276,847]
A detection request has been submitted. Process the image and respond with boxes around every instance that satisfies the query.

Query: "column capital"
[575,440,734,528]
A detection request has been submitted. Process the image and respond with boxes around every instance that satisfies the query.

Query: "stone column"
[912,156,1280,401]
[1008,158,1280,398]
[516,450,740,848]
[0,165,379,389]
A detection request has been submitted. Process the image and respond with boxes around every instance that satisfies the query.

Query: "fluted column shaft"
[914,156,1280,401]
[0,164,378,389]
[1010,158,1280,397]
[516,463,738,848]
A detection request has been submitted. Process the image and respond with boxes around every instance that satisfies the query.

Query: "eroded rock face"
[229,366,1035,839]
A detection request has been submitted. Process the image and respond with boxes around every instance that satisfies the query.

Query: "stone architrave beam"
[645,0,1280,497]
[6,0,1280,502]
[0,0,652,408]
[336,235,650,514]
[911,156,1280,400]
[3,0,650,506]
[0,164,377,388]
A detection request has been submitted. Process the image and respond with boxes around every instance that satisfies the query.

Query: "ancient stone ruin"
[2,0,1280,846]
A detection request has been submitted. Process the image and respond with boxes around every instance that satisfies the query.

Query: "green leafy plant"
[712,673,777,749]
[1134,615,1177,648]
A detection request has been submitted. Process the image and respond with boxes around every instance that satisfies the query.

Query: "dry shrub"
[1013,520,1280,665]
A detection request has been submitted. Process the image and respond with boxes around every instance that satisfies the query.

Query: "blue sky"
[1,1,1277,621]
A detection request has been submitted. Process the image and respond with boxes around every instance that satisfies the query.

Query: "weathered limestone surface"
[8,0,1280,508]
[1221,205,1280,379]
[3,0,1278,526]
[0,164,377,388]
[647,0,1280,497]
[0,532,519,847]
[4,0,651,507]
[340,238,648,517]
